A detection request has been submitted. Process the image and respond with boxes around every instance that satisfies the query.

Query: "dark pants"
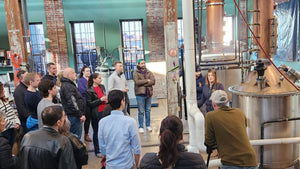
[91,111,103,154]
[84,110,91,134]
[68,116,82,139]
[20,118,29,136]
[2,128,15,147]
[123,93,130,115]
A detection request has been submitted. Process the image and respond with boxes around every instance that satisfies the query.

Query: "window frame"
[70,21,96,73]
[119,19,145,80]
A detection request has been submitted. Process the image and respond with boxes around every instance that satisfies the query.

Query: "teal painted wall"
[0,0,298,69]
[0,3,9,50]
[62,0,148,68]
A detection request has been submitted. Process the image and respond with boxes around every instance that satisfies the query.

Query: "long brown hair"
[87,73,100,88]
[0,82,7,102]
[205,69,219,88]
[79,65,90,78]
[158,115,183,168]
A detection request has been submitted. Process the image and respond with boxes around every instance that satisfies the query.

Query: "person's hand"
[123,89,129,93]
[147,79,151,82]
[80,115,86,122]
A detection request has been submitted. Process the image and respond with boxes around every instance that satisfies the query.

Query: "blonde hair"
[205,69,219,87]
[24,73,38,86]
[56,71,64,87]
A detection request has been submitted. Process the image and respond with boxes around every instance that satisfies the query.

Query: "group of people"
[0,59,158,169]
[195,67,258,169]
[0,59,259,169]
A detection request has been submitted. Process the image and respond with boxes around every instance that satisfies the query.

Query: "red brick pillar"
[4,0,27,63]
[146,0,165,62]
[44,0,69,70]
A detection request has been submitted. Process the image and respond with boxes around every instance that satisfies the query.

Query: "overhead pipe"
[182,0,206,153]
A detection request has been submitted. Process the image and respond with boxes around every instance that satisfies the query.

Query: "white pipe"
[182,0,206,153]
[250,137,300,146]
[206,137,300,168]
[207,159,222,168]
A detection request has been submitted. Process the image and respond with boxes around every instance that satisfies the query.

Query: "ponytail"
[158,115,183,168]
[158,129,179,168]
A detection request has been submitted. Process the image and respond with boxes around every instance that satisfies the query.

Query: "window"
[223,16,234,46]
[178,18,184,50]
[70,22,96,73]
[120,19,144,80]
[29,23,47,75]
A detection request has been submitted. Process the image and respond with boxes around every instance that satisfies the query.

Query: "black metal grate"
[29,23,46,75]
[70,22,97,73]
[120,19,145,80]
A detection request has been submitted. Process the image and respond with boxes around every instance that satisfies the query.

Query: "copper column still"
[206,0,224,49]
[252,0,276,58]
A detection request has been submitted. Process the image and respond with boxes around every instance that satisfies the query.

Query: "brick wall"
[44,0,69,71]
[146,0,165,62]
[146,0,167,98]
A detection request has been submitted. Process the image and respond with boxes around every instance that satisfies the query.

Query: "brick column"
[44,0,69,70]
[4,0,27,63]
[146,0,165,62]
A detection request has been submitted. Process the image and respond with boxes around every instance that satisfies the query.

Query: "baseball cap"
[210,90,228,104]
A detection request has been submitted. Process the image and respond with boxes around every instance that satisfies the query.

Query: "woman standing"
[0,110,17,169]
[140,115,206,169]
[0,82,20,147]
[198,69,224,115]
[78,66,92,142]
[86,73,107,157]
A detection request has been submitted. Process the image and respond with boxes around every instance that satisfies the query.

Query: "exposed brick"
[44,0,69,70]
[146,0,166,98]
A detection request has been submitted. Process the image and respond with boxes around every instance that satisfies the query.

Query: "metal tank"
[95,66,109,91]
[229,60,300,168]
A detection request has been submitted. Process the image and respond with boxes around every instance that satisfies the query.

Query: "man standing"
[196,66,205,109]
[37,80,57,128]
[60,67,85,138]
[19,105,76,169]
[132,59,155,133]
[205,90,257,169]
[13,70,28,134]
[42,62,58,85]
[99,90,141,169]
[108,61,130,115]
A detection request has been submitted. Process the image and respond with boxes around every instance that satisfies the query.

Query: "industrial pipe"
[207,137,300,168]
[182,0,206,153]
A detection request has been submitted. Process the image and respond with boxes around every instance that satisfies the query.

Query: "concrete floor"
[82,99,217,169]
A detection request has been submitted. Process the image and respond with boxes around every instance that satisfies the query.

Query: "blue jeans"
[91,112,102,154]
[136,96,152,128]
[68,116,82,139]
[221,165,258,169]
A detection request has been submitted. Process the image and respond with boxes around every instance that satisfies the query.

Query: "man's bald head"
[63,68,77,81]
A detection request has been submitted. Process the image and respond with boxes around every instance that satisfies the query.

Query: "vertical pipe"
[182,0,206,153]
[206,0,224,49]
[199,0,203,66]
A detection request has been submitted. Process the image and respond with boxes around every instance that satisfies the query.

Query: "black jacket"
[140,144,207,169]
[42,74,57,85]
[19,127,76,169]
[85,84,106,119]
[0,136,16,169]
[13,82,28,122]
[60,77,85,117]
[66,132,88,169]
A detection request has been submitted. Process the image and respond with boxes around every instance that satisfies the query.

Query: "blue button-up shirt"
[98,110,141,169]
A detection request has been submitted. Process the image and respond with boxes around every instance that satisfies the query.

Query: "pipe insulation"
[182,0,206,153]
[207,137,300,168]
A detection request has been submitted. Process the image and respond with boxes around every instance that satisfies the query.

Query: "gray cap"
[210,90,228,104]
